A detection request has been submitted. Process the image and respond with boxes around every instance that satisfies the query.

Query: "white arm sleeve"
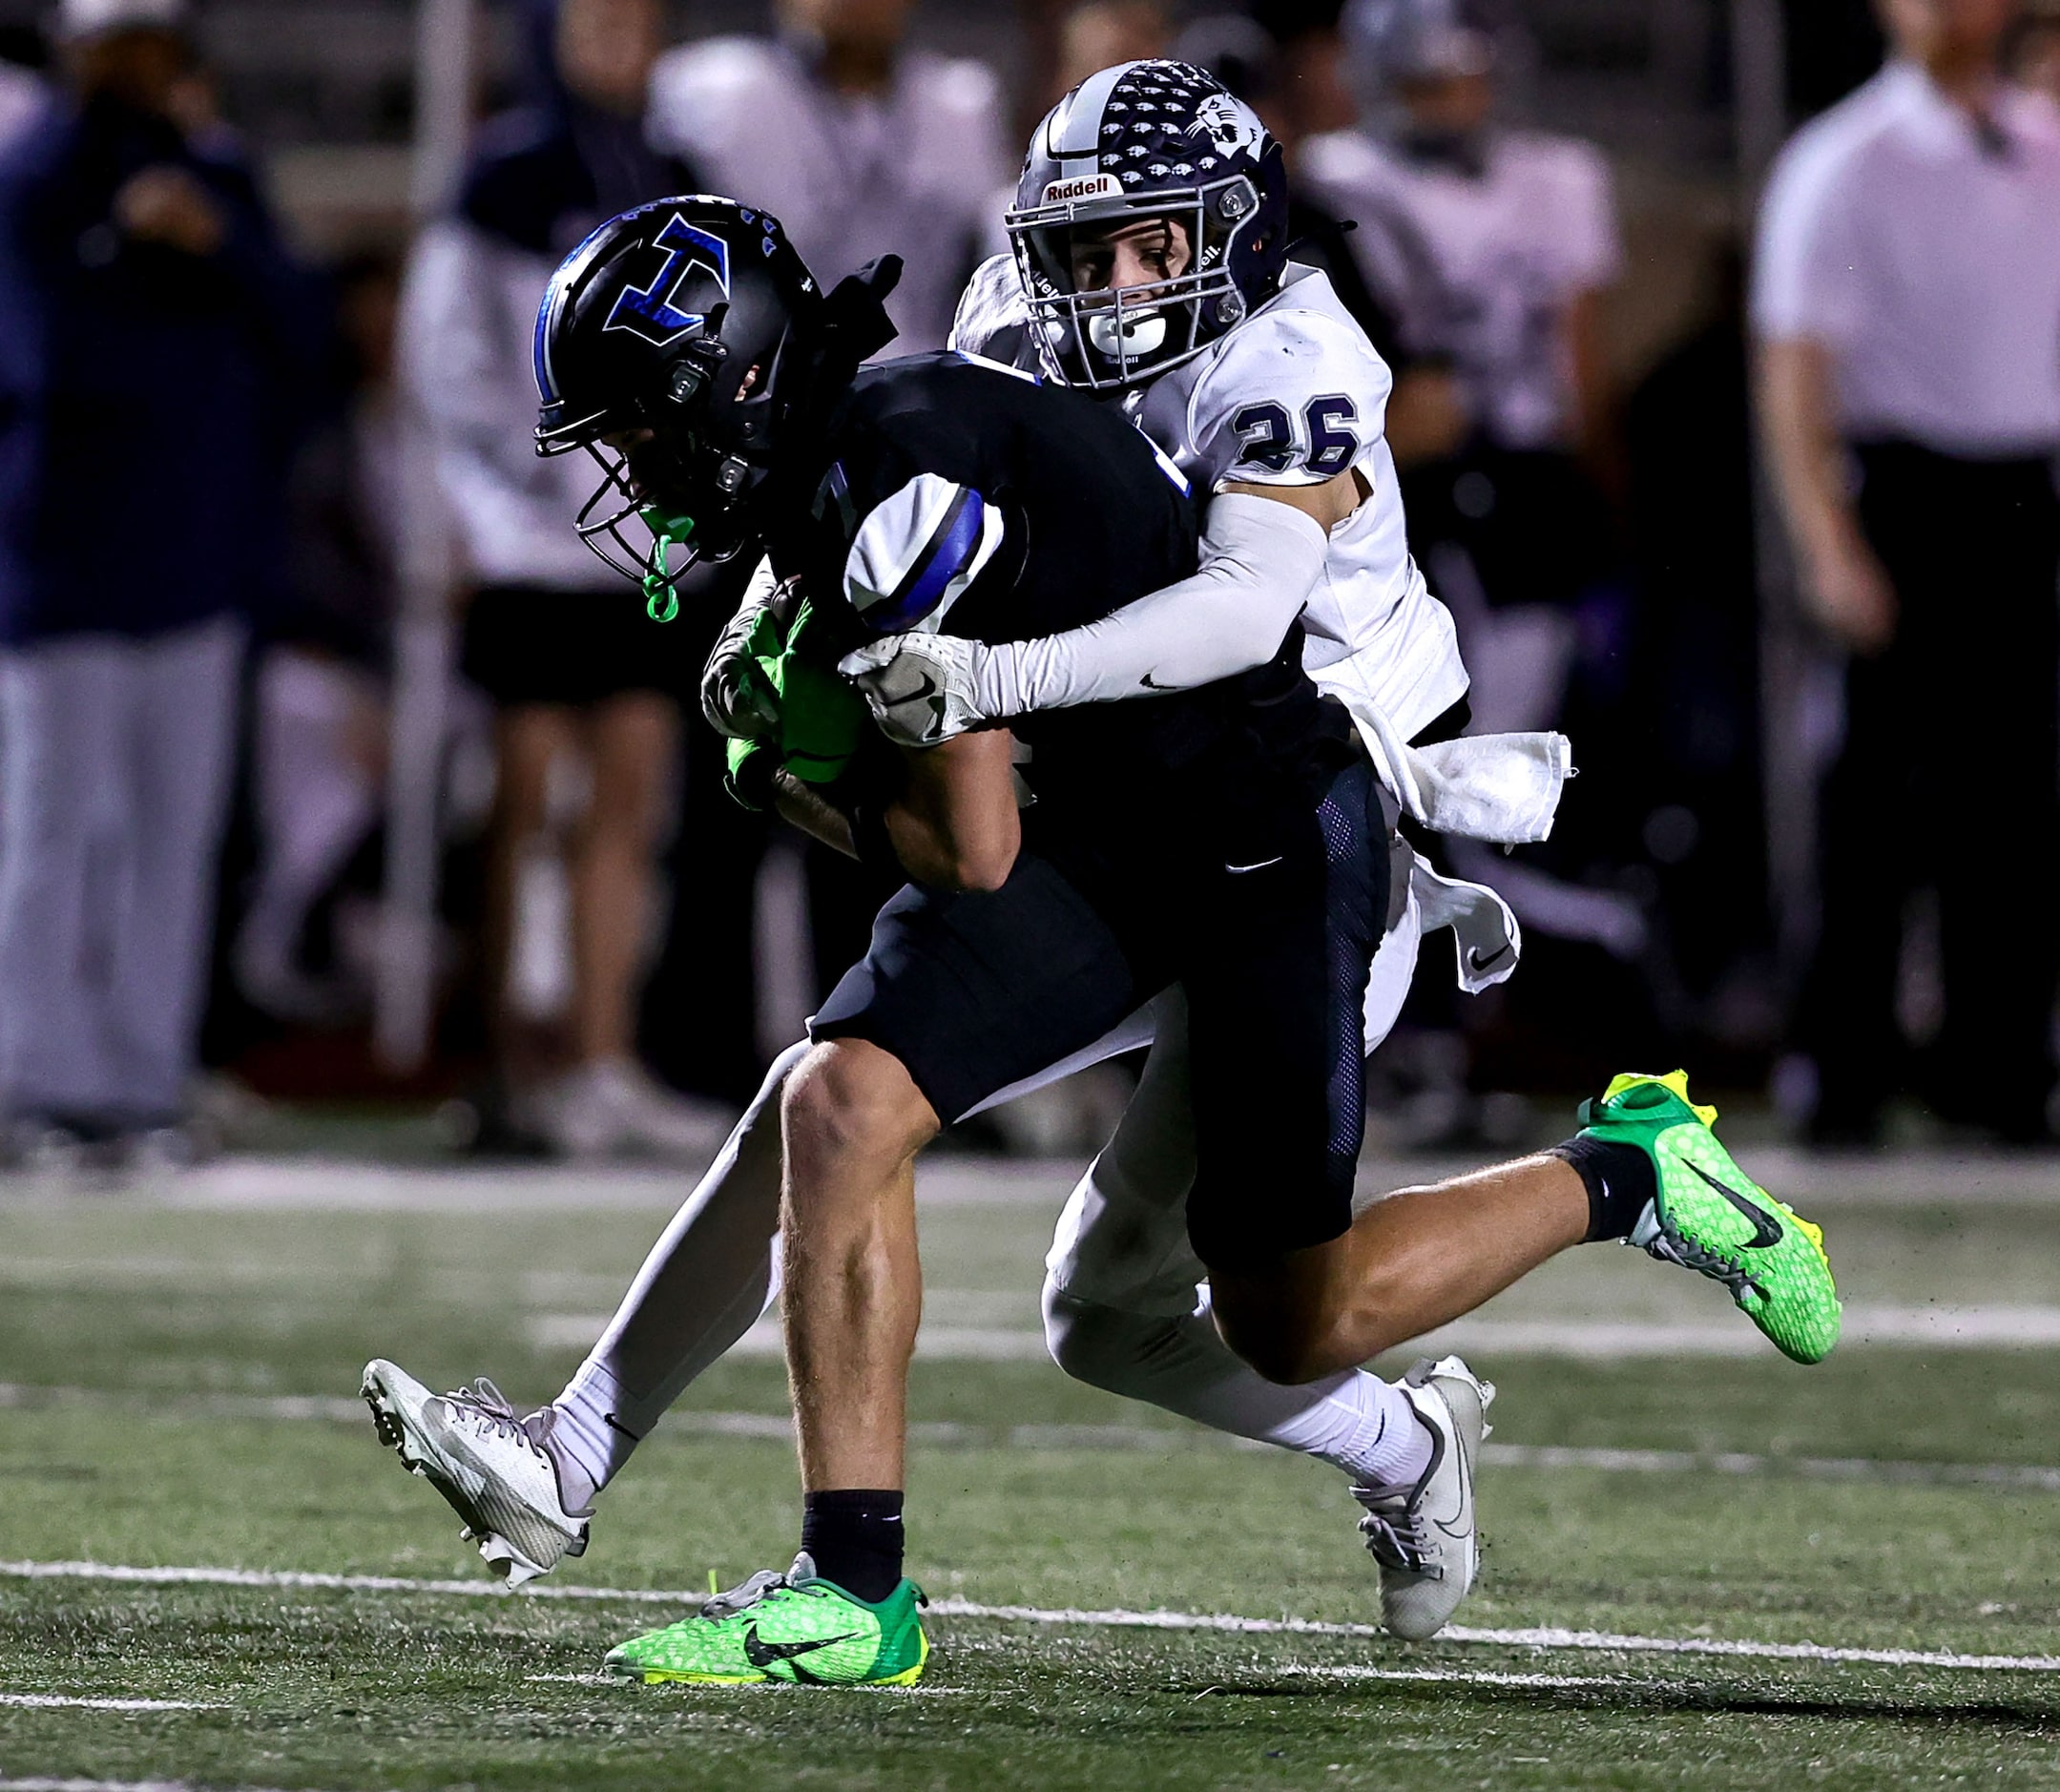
[973,492,1331,718]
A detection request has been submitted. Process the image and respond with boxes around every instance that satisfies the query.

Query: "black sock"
[800,1489,905,1603]
[1551,1135,1657,1242]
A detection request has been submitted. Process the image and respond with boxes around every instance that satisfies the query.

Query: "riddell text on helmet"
[1041,174,1124,205]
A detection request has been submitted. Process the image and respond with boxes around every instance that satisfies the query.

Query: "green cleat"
[1576,1071,1842,1365]
[604,1553,929,1686]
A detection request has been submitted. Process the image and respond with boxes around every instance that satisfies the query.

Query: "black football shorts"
[809,757,1390,1267]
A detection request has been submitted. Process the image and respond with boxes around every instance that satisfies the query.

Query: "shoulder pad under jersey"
[844,473,1009,636]
[1188,298,1395,489]
[949,254,1041,373]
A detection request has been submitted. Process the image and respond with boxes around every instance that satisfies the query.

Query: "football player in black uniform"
[528,197,1452,1680]
[362,196,1840,1687]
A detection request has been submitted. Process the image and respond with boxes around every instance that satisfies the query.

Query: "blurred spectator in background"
[645,0,1009,1027]
[235,253,406,1028]
[0,0,317,1166]
[1172,9,1407,361]
[2010,0,2060,98]
[1301,0,1643,1126]
[404,0,716,1159]
[1054,0,1168,94]
[648,0,1009,352]
[1756,0,2060,1146]
[0,26,46,147]
[1621,243,1776,1052]
[1307,0,1621,551]
[977,3,1170,263]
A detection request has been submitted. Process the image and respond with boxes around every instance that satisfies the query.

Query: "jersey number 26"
[1233,394,1360,479]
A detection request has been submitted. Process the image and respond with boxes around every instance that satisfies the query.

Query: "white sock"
[1044,1286,1433,1489]
[547,1042,802,1505]
[1305,1369,1433,1490]
[550,1358,628,1512]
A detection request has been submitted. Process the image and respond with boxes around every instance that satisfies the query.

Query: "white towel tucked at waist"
[1343,695,1572,845]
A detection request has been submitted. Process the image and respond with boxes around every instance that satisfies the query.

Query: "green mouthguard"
[640,506,696,622]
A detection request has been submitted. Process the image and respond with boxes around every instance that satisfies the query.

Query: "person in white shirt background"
[1297,0,1644,1142]
[404,0,718,1160]
[647,0,1009,356]
[1755,0,2060,1146]
[640,0,1015,1019]
[1305,0,1621,490]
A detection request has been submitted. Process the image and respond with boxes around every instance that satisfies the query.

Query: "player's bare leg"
[1214,1075,1840,1385]
[597,1037,942,1687]
[779,1039,937,1496]
[1210,1156,1589,1386]
[594,1038,940,1686]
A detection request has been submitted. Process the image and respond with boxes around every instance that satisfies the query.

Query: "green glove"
[720,596,867,807]
[771,597,866,785]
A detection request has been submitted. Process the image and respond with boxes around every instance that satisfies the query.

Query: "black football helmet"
[533,197,848,615]
[1006,60,1290,392]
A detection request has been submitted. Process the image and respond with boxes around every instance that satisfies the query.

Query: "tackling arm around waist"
[971,480,1355,717]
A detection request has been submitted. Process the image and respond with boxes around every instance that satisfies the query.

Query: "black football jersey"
[767,352,1351,847]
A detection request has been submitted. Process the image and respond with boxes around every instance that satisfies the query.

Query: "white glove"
[700,565,783,740]
[838,631,993,747]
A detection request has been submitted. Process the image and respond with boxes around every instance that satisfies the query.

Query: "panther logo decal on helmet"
[1187,94,1263,158]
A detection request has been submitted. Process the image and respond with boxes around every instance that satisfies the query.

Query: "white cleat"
[361,1359,591,1589]
[1351,1354,1494,1642]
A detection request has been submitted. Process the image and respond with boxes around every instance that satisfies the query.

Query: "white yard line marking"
[531,1303,2060,1360]
[0,1560,669,1601]
[1407,1305,2060,1356]
[0,1385,369,1424]
[0,1782,304,1792]
[7,1383,2059,1492]
[925,1599,2060,1672]
[0,1693,223,1711]
[5,1560,2056,1675]
[1284,1666,1617,1689]
[0,1156,1078,1214]
[526,1315,1052,1358]
[0,1782,198,1792]
[1482,1442,2060,1492]
[10,1147,2060,1210]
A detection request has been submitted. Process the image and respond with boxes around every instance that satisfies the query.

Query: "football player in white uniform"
[364,65,1837,1656]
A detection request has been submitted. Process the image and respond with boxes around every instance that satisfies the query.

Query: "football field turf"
[3,1146,2060,1790]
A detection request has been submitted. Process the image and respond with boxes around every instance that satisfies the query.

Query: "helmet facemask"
[537,326,783,621]
[1008,177,1262,391]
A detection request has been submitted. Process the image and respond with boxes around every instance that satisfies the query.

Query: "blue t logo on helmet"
[529,196,828,612]
[605,214,734,347]
[1007,59,1290,392]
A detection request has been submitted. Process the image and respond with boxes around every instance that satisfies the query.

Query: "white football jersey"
[950,256,1468,742]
